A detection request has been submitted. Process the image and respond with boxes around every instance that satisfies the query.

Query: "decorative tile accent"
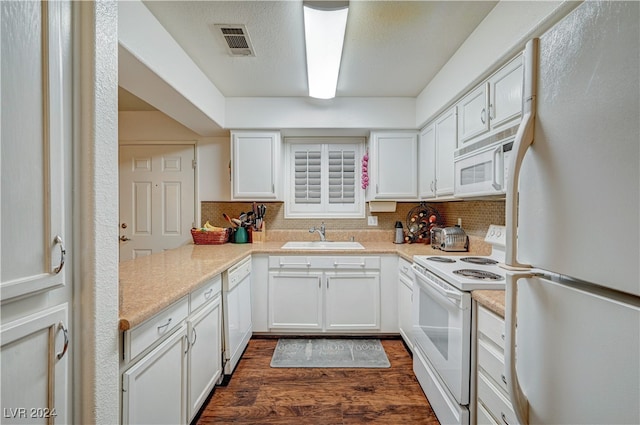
[201,200,505,240]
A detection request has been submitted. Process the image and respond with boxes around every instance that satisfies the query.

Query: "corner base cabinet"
[121,276,223,425]
[122,324,188,425]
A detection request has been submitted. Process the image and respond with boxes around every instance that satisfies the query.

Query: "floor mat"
[270,338,390,368]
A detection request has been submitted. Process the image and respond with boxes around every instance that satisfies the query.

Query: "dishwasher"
[222,255,252,377]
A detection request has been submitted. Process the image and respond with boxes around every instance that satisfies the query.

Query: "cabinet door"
[268,273,323,329]
[122,326,188,425]
[369,132,418,200]
[1,3,73,423]
[325,273,380,330]
[224,271,252,374]
[231,131,281,200]
[1,0,67,301]
[489,55,523,131]
[187,298,222,422]
[1,304,69,425]
[398,274,413,351]
[457,82,489,145]
[418,124,436,199]
[435,107,457,197]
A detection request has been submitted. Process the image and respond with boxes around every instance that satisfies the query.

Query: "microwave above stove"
[454,136,514,199]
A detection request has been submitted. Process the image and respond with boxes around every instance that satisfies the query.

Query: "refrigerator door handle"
[505,271,536,425]
[504,39,538,271]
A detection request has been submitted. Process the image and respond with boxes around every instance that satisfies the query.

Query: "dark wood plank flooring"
[196,338,440,424]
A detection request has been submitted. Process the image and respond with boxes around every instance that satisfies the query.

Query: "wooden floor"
[195,338,440,424]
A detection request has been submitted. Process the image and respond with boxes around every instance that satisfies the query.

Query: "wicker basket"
[191,228,230,245]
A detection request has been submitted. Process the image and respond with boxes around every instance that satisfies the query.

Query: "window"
[284,138,364,218]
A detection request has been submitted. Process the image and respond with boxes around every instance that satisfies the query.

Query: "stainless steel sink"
[280,241,365,250]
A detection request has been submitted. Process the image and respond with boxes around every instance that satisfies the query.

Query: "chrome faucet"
[309,222,326,241]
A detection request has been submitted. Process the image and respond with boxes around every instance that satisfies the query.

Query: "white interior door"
[119,144,195,261]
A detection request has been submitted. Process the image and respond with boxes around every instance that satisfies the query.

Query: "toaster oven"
[431,226,468,252]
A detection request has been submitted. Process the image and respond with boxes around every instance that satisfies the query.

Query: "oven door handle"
[412,265,462,303]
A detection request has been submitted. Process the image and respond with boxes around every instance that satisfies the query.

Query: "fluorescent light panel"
[303,4,349,99]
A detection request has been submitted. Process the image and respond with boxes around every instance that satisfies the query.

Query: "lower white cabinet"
[1,304,70,425]
[121,276,223,425]
[269,272,323,329]
[397,258,414,351]
[325,273,380,330]
[475,305,518,425]
[187,295,222,422]
[267,256,381,332]
[222,257,253,375]
[122,325,188,425]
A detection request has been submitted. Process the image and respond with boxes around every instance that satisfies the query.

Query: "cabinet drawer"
[126,296,189,362]
[269,256,380,270]
[478,338,508,394]
[191,274,222,313]
[477,401,499,425]
[478,306,505,349]
[477,371,517,425]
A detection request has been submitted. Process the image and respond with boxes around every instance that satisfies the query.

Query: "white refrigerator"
[503,2,640,424]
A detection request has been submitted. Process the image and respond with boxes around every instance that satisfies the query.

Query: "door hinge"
[192,159,197,169]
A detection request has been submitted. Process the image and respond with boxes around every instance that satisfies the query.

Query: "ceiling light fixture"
[303,1,349,99]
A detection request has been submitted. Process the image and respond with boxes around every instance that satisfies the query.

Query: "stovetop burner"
[425,257,456,263]
[460,257,498,265]
[452,269,505,281]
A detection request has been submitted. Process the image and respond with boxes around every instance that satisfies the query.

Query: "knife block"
[250,223,266,243]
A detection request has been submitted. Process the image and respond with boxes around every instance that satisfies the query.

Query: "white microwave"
[453,137,513,198]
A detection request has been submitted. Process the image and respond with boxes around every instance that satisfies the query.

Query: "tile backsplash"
[201,200,505,241]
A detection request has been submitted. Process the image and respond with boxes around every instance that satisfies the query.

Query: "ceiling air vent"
[214,24,255,57]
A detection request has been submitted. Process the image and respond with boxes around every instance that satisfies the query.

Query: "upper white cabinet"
[367,131,418,201]
[489,55,524,131]
[457,54,523,147]
[418,124,436,199]
[230,131,281,201]
[418,106,457,200]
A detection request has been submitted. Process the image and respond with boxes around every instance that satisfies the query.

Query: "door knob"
[119,235,131,242]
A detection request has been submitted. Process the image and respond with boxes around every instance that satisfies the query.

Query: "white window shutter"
[294,150,322,204]
[285,139,364,218]
[328,149,355,204]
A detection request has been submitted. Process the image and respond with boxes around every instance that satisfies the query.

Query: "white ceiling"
[126,0,497,103]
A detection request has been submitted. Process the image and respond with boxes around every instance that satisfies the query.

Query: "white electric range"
[413,224,507,291]
[411,225,506,425]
